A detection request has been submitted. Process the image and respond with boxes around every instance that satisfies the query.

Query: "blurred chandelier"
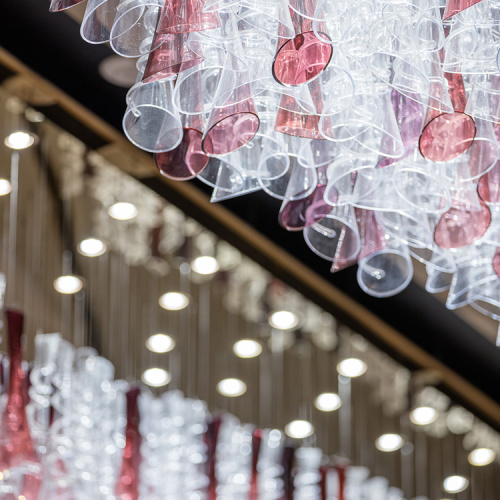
[50,0,500,336]
[0,307,410,500]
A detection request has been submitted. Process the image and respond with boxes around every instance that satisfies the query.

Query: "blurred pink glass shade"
[320,465,346,500]
[249,429,262,500]
[0,309,41,493]
[279,184,330,231]
[202,99,260,155]
[157,0,220,34]
[1,309,37,463]
[493,247,500,279]
[419,73,475,162]
[143,32,203,83]
[355,208,387,261]
[49,0,85,12]
[443,0,483,19]
[272,32,333,86]
[155,127,210,179]
[434,200,491,249]
[115,387,142,500]
[206,417,222,500]
[275,94,323,139]
[337,465,346,500]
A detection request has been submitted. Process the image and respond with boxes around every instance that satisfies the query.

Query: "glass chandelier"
[49,0,500,335]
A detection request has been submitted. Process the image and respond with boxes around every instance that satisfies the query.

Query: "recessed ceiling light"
[216,378,247,397]
[375,433,404,452]
[0,179,11,196]
[191,256,219,275]
[284,420,314,439]
[146,333,176,354]
[268,310,299,330]
[78,238,107,257]
[4,131,37,150]
[108,202,138,221]
[336,358,367,378]
[142,368,171,387]
[158,292,189,310]
[410,406,438,426]
[314,392,342,412]
[468,447,496,466]
[233,339,262,358]
[53,275,83,294]
[442,475,469,494]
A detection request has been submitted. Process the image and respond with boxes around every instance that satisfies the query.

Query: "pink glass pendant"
[275,94,323,139]
[143,32,203,83]
[478,160,500,204]
[155,126,211,180]
[493,247,500,279]
[157,0,220,34]
[279,184,330,231]
[380,90,425,168]
[272,0,332,87]
[419,113,475,162]
[115,387,142,500]
[202,99,260,155]
[419,73,475,162]
[443,0,483,19]
[434,200,491,249]
[273,32,333,86]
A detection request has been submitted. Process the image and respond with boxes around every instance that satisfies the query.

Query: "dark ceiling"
[1,0,500,425]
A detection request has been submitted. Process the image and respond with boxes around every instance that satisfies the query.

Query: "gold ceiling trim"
[1,46,499,428]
